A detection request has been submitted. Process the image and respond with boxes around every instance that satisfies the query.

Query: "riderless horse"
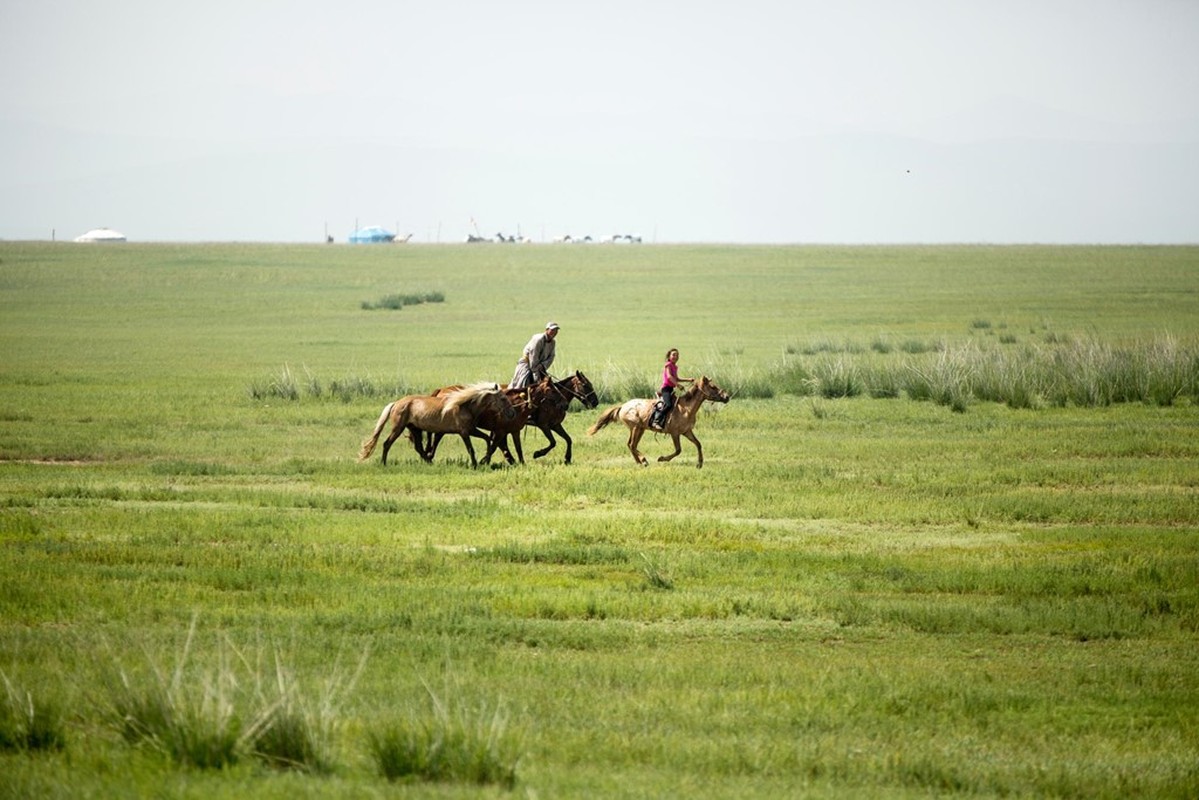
[357,383,514,468]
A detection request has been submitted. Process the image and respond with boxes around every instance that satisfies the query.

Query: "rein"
[546,374,590,404]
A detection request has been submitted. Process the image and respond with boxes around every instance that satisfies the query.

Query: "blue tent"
[349,226,396,244]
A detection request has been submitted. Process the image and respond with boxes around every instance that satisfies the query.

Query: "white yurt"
[74,228,127,243]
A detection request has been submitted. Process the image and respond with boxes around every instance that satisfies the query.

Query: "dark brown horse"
[587,375,730,468]
[357,383,514,468]
[524,371,599,464]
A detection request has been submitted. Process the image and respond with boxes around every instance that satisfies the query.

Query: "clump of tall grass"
[367,679,523,788]
[769,359,817,396]
[903,344,974,412]
[900,338,938,354]
[595,359,656,404]
[866,359,904,399]
[250,647,367,773]
[765,334,1197,411]
[639,552,675,590]
[811,354,865,399]
[249,365,416,402]
[100,619,363,772]
[102,622,267,769]
[788,336,867,356]
[247,365,300,401]
[0,671,66,753]
[360,291,445,311]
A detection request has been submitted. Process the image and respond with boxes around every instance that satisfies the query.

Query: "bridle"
[546,373,594,406]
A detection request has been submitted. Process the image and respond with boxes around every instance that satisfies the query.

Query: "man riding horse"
[511,322,559,389]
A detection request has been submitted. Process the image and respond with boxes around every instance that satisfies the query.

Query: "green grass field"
[1,242,1197,798]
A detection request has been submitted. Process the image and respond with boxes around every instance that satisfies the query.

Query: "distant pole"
[52,229,56,242]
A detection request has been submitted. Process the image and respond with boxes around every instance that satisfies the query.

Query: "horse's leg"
[495,429,517,465]
[532,426,556,460]
[657,433,684,463]
[555,424,573,464]
[382,420,407,466]
[512,428,526,464]
[683,430,703,468]
[412,427,437,461]
[484,430,514,466]
[471,428,498,465]
[419,431,446,463]
[627,426,649,467]
[460,434,479,468]
[499,432,517,465]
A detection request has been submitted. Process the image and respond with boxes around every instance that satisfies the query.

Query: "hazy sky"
[3,1,1197,243]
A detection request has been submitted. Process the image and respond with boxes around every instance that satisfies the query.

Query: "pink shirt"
[661,361,679,390]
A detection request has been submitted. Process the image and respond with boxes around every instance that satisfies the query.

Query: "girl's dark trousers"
[652,386,675,428]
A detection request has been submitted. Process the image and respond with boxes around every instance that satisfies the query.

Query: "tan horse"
[587,375,730,468]
[358,383,514,468]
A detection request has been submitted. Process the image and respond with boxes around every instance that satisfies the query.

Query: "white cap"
[546,321,560,330]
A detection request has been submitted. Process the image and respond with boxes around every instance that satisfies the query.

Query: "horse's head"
[697,375,731,404]
[571,371,600,409]
[489,383,520,421]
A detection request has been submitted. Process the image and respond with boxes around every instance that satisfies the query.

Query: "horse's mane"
[679,376,707,402]
[441,382,500,416]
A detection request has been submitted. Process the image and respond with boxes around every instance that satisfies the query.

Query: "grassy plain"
[1,242,1198,798]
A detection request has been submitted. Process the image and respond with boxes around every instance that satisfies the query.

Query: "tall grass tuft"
[361,291,446,311]
[596,359,656,403]
[0,671,66,753]
[249,367,416,402]
[767,357,816,396]
[250,646,367,773]
[905,344,973,412]
[639,552,675,590]
[811,354,865,399]
[247,365,300,401]
[250,336,1198,411]
[101,621,267,769]
[100,618,363,772]
[368,679,522,788]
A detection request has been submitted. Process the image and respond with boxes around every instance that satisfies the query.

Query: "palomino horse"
[358,383,514,468]
[525,371,599,464]
[587,375,730,468]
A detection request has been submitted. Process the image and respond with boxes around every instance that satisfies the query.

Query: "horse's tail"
[587,404,623,436]
[358,401,396,461]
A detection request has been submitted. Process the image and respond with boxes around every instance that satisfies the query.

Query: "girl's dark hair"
[665,348,678,361]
